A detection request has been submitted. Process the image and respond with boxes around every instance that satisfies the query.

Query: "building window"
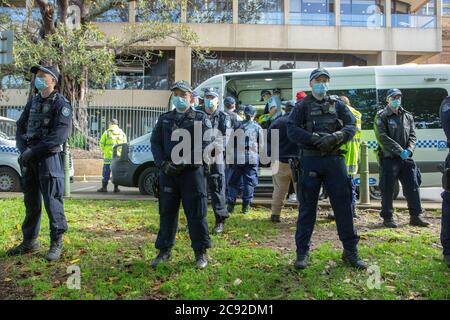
[392,0,436,28]
[238,0,284,24]
[340,0,385,27]
[92,51,175,90]
[444,0,450,16]
[187,0,233,23]
[290,0,336,26]
[136,0,181,22]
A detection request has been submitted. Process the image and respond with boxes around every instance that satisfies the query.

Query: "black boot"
[151,249,172,269]
[342,249,367,270]
[327,212,336,220]
[6,239,40,256]
[444,255,450,268]
[294,253,309,270]
[194,249,208,269]
[46,236,63,261]
[213,221,225,234]
[242,203,250,214]
[227,203,235,214]
[383,218,398,228]
[410,215,430,227]
[97,183,108,193]
[113,185,120,193]
[270,214,281,223]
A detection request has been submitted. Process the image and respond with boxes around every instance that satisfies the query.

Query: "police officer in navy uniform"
[439,96,450,268]
[227,105,263,215]
[150,80,212,269]
[374,89,430,228]
[202,88,232,234]
[223,96,242,130]
[7,65,72,261]
[287,68,366,270]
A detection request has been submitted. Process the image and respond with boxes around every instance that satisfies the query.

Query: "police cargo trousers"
[20,153,68,241]
[271,160,297,217]
[155,167,211,252]
[207,163,229,223]
[227,164,259,206]
[441,191,450,256]
[379,158,423,219]
[296,156,359,255]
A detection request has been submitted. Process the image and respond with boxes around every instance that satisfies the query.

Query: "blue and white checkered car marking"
[0,145,19,154]
[130,145,151,153]
[366,140,448,150]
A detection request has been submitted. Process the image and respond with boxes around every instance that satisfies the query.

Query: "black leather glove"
[161,161,181,176]
[310,133,322,145]
[315,131,344,153]
[21,148,34,164]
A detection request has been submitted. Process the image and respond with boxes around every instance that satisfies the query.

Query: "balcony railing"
[391,14,436,28]
[341,14,385,27]
[290,13,336,26]
[239,11,284,25]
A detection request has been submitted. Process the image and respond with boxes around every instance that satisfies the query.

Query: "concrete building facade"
[0,0,444,108]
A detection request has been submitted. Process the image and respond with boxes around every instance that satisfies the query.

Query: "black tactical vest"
[304,96,342,135]
[25,93,58,142]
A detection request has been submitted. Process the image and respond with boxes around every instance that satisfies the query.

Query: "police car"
[0,116,74,192]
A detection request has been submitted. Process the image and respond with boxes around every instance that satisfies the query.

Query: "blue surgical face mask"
[204,98,217,109]
[312,82,329,96]
[35,77,47,92]
[172,96,189,111]
[389,98,401,109]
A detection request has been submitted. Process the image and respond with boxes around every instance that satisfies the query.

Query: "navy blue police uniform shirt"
[150,107,212,168]
[16,91,72,158]
[268,113,299,162]
[440,97,450,142]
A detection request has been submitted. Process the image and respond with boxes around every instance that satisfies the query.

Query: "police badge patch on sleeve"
[443,103,450,113]
[62,106,71,117]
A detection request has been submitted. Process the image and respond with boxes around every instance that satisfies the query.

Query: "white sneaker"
[287,193,297,203]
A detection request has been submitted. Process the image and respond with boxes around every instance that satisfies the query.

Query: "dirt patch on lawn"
[261,207,442,252]
[0,261,34,300]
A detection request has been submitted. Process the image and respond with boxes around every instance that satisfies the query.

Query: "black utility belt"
[300,149,342,157]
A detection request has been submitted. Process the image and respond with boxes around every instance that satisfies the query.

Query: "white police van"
[111,64,450,198]
[0,116,74,192]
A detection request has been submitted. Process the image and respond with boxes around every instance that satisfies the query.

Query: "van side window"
[328,88,378,130]
[377,88,448,129]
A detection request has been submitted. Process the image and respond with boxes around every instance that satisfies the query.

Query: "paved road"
[1,180,443,210]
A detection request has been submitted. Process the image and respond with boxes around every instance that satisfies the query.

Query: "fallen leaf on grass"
[233,278,242,286]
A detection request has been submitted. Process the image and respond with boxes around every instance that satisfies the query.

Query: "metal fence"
[0,102,168,150]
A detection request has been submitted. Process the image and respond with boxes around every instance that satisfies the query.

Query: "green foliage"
[68,132,88,149]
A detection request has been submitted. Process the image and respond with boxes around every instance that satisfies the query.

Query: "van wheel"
[0,167,21,192]
[138,167,159,196]
[369,180,400,200]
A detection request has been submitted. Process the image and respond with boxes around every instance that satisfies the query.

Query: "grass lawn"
[0,198,448,300]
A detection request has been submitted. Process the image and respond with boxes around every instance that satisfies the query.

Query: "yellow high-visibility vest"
[99,125,127,164]
[341,105,362,176]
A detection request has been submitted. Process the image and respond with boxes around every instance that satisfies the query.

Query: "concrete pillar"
[436,0,442,29]
[335,0,341,26]
[129,1,136,23]
[284,0,289,25]
[385,0,392,28]
[378,50,397,65]
[181,0,187,23]
[233,0,238,24]
[175,46,192,82]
